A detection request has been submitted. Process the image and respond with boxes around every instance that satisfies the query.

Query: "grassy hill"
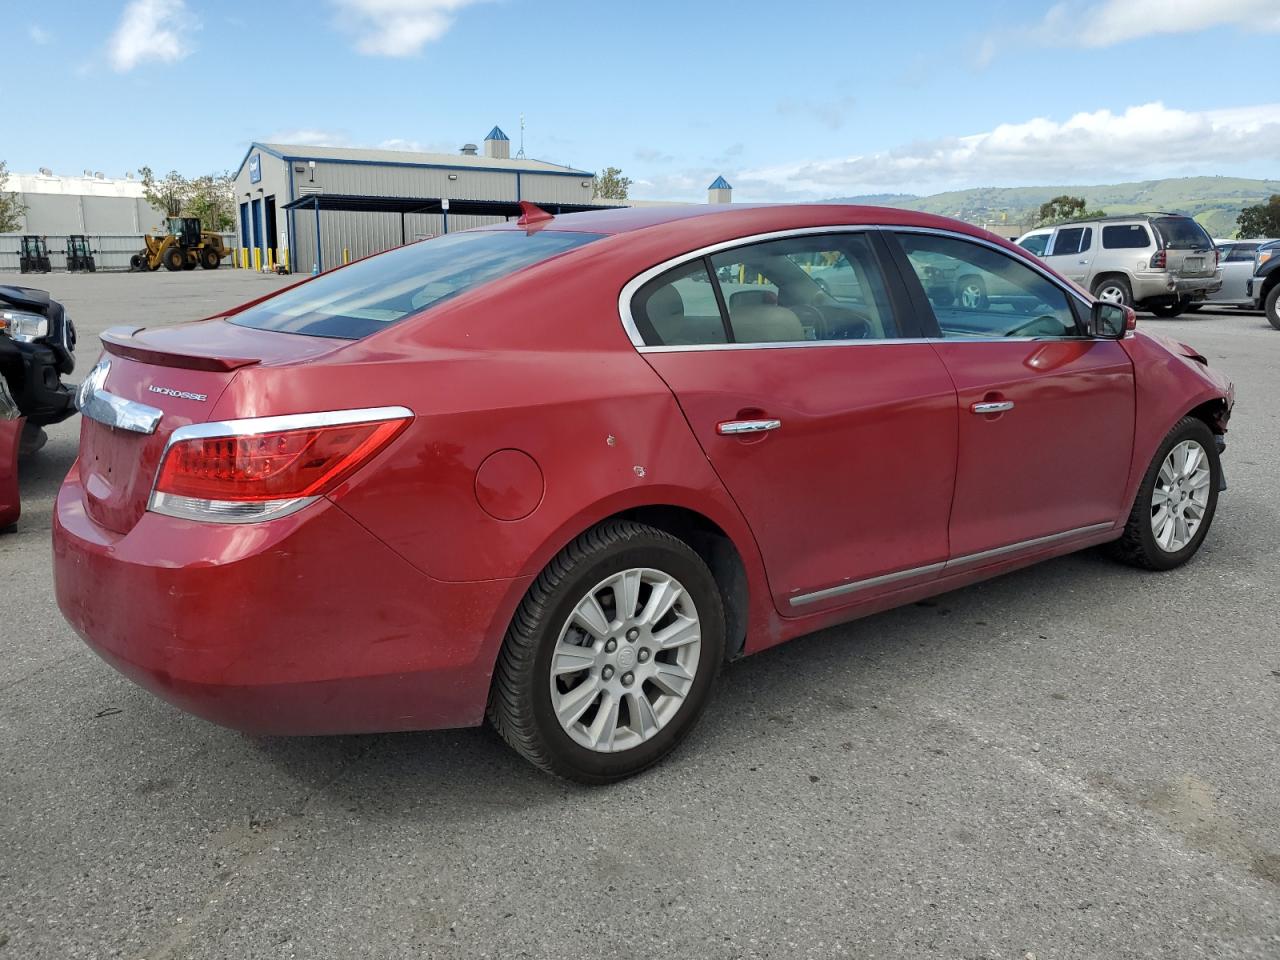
[831,176,1280,238]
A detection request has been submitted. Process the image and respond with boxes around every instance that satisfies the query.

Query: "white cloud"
[108,0,195,72]
[28,24,51,44]
[267,129,354,147]
[736,102,1280,198]
[1015,0,1280,49]
[330,0,491,57]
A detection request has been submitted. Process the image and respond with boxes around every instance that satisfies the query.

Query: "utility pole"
[517,114,526,159]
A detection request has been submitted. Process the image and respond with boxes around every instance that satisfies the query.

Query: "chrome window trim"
[788,521,1116,608]
[618,224,1095,353]
[618,225,880,350]
[147,405,414,524]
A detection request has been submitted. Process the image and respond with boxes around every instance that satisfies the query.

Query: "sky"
[5,0,1280,202]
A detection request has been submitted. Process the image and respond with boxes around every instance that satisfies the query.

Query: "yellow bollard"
[343,248,350,265]
[252,247,261,272]
[241,248,249,269]
[268,248,275,272]
[282,248,289,273]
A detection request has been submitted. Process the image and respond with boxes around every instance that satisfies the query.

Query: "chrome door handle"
[717,418,781,435]
[971,401,1014,414]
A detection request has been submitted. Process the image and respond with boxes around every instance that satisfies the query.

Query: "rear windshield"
[229,230,602,339]
[1153,217,1212,251]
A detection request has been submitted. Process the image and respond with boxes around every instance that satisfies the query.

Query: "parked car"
[1205,239,1278,310]
[0,285,78,529]
[1015,213,1221,317]
[54,205,1234,782]
[1245,239,1280,329]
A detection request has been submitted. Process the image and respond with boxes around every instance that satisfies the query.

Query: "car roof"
[489,202,1015,245]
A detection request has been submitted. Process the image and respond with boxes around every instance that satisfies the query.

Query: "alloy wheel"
[549,567,702,753]
[1151,439,1212,552]
[959,282,984,309]
[1098,284,1125,304]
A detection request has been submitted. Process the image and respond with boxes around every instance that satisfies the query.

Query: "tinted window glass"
[229,230,602,339]
[1227,244,1258,262]
[709,233,899,342]
[1018,233,1050,256]
[1102,224,1152,249]
[1153,217,1212,250]
[896,233,1079,339]
[1051,227,1090,256]
[632,260,729,346]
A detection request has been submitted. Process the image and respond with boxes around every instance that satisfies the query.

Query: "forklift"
[130,217,229,272]
[18,236,51,274]
[65,235,96,272]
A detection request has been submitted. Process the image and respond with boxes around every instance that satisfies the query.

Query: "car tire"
[1108,416,1220,571]
[1265,284,1280,331]
[1093,275,1133,309]
[956,275,989,310]
[488,519,725,784]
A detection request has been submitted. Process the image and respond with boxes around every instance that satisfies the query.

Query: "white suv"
[1016,214,1221,317]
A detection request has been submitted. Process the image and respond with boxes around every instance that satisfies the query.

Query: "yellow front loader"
[129,217,230,272]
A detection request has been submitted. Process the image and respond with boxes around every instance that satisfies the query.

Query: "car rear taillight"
[1149,250,1167,270]
[149,406,412,523]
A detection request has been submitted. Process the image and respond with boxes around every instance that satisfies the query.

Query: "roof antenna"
[516,113,526,159]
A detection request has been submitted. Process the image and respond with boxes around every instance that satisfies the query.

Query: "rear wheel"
[163,246,185,272]
[199,247,220,270]
[1109,417,1220,571]
[488,520,725,783]
[1266,285,1280,331]
[128,253,145,272]
[1093,275,1133,309]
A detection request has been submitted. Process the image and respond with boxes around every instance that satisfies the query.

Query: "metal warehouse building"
[231,126,606,273]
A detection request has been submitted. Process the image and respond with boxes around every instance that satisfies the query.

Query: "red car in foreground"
[54,204,1234,782]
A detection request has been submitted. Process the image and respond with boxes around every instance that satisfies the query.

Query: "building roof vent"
[38,167,53,176]
[460,143,479,156]
[484,126,511,159]
[708,175,733,204]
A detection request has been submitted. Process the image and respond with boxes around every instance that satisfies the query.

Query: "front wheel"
[488,520,725,783]
[956,275,989,310]
[1109,417,1220,571]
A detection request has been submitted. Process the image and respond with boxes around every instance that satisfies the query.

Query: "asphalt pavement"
[2,271,1278,959]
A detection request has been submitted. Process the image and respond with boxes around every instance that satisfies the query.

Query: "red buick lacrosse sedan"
[54,203,1234,782]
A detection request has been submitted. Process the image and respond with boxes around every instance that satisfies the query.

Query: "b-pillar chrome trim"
[788,522,1116,608]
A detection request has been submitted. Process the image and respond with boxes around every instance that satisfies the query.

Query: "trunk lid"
[79,320,348,534]
[1153,216,1216,279]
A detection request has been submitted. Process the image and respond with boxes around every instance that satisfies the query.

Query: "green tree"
[593,166,632,201]
[0,160,26,233]
[1236,195,1280,238]
[1036,194,1105,226]
[139,166,188,217]
[185,172,236,232]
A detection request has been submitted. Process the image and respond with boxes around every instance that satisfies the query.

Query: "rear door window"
[228,230,602,339]
[1102,225,1152,249]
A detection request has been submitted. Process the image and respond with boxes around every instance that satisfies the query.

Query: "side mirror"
[1090,301,1135,338]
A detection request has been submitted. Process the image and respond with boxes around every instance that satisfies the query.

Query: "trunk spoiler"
[100,325,262,372]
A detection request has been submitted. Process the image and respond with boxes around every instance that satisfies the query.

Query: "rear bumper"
[1131,272,1221,304]
[53,474,530,735]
